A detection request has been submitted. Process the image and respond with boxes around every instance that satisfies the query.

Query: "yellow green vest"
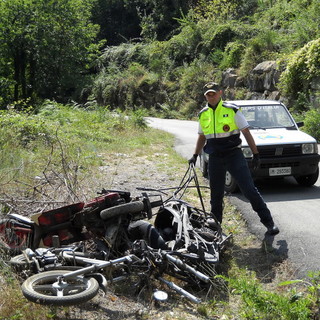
[199,100,240,139]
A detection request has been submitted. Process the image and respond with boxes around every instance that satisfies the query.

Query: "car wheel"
[224,171,239,193]
[294,167,319,187]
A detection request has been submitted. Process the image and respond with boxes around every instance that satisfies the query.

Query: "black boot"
[264,222,280,235]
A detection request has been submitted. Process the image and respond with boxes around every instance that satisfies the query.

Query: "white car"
[200,100,320,192]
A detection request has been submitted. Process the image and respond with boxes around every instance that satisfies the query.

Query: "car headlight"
[302,143,316,154]
[242,147,253,158]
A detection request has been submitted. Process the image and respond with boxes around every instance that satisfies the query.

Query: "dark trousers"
[208,148,274,226]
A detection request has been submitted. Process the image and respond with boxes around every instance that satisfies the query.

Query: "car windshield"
[241,104,296,129]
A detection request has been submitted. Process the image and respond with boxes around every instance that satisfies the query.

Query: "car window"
[241,104,295,128]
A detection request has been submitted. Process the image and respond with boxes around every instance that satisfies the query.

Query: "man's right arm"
[194,134,206,155]
[188,133,206,165]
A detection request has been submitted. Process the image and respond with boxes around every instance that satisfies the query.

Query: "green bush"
[302,109,320,142]
[88,0,320,117]
[279,39,320,109]
[209,49,224,66]
[219,41,245,69]
[172,58,219,117]
[0,110,52,148]
[98,43,149,70]
[239,29,279,76]
[255,0,320,52]
[90,67,122,107]
[147,40,175,74]
[194,0,257,21]
[204,24,238,51]
[0,77,14,109]
[160,24,202,68]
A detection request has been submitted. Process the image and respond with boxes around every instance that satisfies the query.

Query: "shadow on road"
[236,176,320,202]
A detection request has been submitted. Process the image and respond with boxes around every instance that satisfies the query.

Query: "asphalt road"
[146,117,320,278]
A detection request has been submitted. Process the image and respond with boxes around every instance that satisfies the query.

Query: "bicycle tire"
[100,201,144,220]
[21,270,99,306]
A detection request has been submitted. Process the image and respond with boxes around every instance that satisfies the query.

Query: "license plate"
[269,167,291,176]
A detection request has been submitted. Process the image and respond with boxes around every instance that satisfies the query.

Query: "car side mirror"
[296,121,304,128]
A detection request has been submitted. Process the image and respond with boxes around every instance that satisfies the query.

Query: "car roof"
[226,100,283,106]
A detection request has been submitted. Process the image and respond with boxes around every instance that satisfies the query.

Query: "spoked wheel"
[21,270,99,306]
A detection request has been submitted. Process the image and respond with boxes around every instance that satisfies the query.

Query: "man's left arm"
[235,109,260,169]
[241,127,261,170]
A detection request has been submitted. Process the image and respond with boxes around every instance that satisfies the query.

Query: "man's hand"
[252,153,260,171]
[188,154,198,165]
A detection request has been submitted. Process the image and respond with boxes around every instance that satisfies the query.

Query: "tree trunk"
[13,50,27,102]
[13,55,20,101]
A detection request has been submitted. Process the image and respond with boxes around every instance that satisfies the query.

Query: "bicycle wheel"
[100,201,144,220]
[21,270,99,306]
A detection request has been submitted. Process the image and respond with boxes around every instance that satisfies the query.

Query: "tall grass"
[0,101,173,207]
[219,269,313,319]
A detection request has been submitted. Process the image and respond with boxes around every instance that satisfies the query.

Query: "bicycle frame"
[20,244,210,305]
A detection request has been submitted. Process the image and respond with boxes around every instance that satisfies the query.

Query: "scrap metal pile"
[0,165,231,306]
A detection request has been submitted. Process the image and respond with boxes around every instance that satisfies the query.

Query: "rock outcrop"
[221,61,282,101]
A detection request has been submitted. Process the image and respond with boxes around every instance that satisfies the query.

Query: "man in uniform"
[189,82,279,235]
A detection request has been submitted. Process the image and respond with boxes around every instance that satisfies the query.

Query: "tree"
[193,0,258,21]
[91,0,142,45]
[91,0,193,45]
[0,0,101,107]
[131,0,193,41]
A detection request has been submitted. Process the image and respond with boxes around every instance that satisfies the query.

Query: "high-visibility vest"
[199,100,241,154]
[199,100,240,138]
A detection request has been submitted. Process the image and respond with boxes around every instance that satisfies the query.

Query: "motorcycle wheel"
[100,201,144,220]
[21,270,99,306]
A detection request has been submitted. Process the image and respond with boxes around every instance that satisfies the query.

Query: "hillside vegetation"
[1,1,320,117]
